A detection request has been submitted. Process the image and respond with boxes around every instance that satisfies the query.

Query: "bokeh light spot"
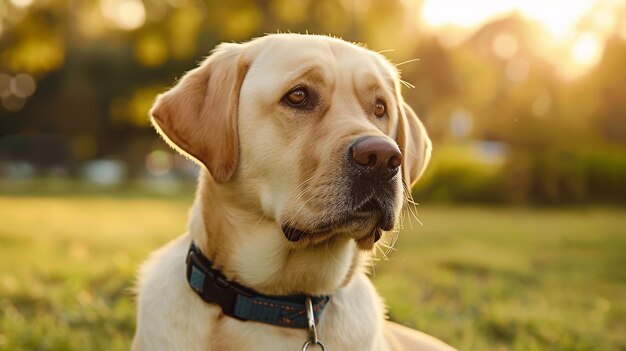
[83,160,127,186]
[449,108,473,138]
[130,86,163,126]
[505,58,530,83]
[2,37,65,74]
[10,73,36,98]
[221,7,262,41]
[0,74,11,98]
[100,0,146,31]
[135,33,168,67]
[492,32,518,60]
[9,0,33,8]
[532,89,552,117]
[76,2,108,39]
[146,150,174,176]
[1,95,26,111]
[270,0,309,25]
[169,7,203,59]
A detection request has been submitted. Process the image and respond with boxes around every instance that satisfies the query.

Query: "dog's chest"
[135,235,387,351]
[208,314,379,351]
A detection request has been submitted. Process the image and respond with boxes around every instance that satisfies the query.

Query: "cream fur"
[133,34,454,351]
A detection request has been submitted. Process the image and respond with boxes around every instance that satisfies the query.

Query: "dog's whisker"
[324,237,343,266]
[373,242,390,262]
[388,229,400,256]
[251,212,269,233]
[289,171,322,206]
[377,234,398,251]
[400,79,415,89]
[407,200,419,222]
[401,182,420,230]
[286,192,320,231]
[403,181,419,210]
[394,58,421,67]
[292,169,318,191]
[406,202,418,224]
[405,196,419,206]
[291,182,315,206]
[376,227,400,258]
[291,176,316,197]
[401,148,422,161]
[413,216,424,226]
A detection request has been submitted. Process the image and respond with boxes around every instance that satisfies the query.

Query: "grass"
[374,207,626,351]
[0,191,624,350]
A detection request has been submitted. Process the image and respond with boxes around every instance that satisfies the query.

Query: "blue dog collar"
[185,242,330,328]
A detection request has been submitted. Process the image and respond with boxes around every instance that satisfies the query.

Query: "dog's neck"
[187,171,366,296]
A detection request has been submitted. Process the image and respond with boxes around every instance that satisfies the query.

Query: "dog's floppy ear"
[150,43,249,183]
[396,101,432,188]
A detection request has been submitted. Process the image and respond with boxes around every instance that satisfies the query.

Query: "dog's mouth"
[281,199,394,248]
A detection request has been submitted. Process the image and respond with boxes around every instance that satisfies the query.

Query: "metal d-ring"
[302,339,326,351]
[302,297,326,351]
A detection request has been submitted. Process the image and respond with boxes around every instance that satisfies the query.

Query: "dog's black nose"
[350,136,402,180]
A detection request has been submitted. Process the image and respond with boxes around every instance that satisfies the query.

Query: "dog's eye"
[374,99,387,118]
[284,88,308,107]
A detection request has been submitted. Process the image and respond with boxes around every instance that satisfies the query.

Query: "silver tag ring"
[302,339,326,351]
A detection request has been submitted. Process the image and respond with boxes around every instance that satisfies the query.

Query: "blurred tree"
[579,36,626,144]
[0,0,624,203]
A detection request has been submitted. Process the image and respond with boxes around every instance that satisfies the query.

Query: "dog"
[132,34,455,351]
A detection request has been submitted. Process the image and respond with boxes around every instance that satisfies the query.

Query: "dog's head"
[151,34,431,251]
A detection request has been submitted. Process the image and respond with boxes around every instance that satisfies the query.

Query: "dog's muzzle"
[281,136,402,245]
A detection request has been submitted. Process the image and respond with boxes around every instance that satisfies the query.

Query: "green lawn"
[0,193,624,350]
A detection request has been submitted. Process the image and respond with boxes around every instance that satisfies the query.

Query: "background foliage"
[1,0,625,204]
[1,1,626,350]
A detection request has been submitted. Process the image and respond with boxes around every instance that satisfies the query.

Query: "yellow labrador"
[133,34,455,351]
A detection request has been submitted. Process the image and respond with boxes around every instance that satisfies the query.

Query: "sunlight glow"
[422,0,593,41]
[571,32,603,66]
[420,0,617,79]
[422,0,508,28]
